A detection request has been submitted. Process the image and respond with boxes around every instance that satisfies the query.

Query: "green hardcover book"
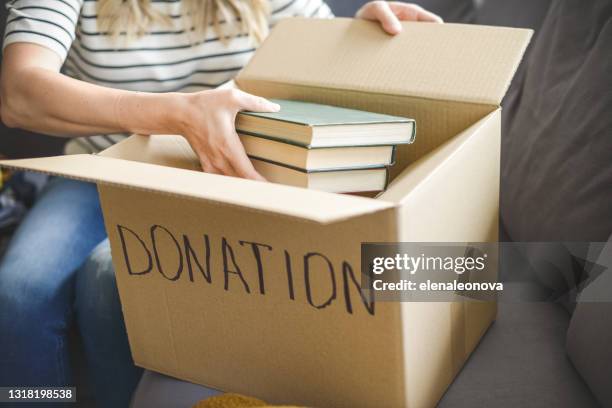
[236,99,415,148]
[251,158,390,194]
[239,133,396,172]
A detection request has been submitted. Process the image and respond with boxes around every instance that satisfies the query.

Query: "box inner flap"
[99,134,200,171]
[237,18,532,106]
[0,152,394,224]
[380,109,498,203]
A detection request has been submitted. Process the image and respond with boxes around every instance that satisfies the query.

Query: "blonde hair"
[96,0,270,44]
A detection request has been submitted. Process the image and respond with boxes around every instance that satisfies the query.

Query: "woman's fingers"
[230,155,265,181]
[388,2,443,23]
[358,1,402,35]
[209,154,238,177]
[201,129,264,181]
[357,1,444,35]
[223,90,274,179]
[185,88,274,180]
[224,136,266,181]
[198,156,221,175]
[194,137,237,177]
[231,89,281,113]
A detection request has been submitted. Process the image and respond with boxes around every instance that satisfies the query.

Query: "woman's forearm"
[0,43,188,138]
[0,42,277,180]
[1,66,187,137]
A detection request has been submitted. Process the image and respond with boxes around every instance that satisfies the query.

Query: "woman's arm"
[1,43,169,136]
[0,2,441,180]
[0,43,278,179]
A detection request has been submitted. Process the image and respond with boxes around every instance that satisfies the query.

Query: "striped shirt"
[2,0,333,153]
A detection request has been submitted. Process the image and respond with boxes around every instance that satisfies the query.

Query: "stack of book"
[236,99,415,193]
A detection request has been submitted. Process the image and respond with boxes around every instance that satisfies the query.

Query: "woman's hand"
[356,1,443,35]
[179,89,280,181]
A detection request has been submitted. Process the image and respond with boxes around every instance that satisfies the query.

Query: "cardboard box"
[0,19,531,408]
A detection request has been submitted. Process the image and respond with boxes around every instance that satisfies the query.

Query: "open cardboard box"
[0,19,531,408]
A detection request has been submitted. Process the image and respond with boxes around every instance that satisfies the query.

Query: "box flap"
[379,109,498,204]
[237,18,532,106]
[0,154,394,224]
[98,134,201,171]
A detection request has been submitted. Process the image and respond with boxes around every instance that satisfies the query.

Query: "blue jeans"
[0,178,142,407]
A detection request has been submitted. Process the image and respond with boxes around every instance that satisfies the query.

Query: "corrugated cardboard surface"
[384,109,501,242]
[387,111,500,407]
[99,185,404,407]
[238,19,532,106]
[0,152,393,224]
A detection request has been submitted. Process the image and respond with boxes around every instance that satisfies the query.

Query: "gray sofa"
[131,1,612,406]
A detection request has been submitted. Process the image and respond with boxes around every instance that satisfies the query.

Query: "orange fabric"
[192,393,304,408]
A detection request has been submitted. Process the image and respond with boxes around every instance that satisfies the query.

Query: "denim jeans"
[0,178,142,407]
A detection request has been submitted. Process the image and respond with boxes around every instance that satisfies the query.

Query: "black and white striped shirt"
[3,0,333,153]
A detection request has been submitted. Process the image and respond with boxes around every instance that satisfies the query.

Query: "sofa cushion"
[438,287,598,407]
[566,237,612,407]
